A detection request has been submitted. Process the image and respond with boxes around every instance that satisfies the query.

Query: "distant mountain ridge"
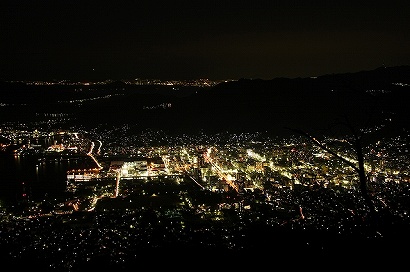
[194,65,410,136]
[0,65,409,137]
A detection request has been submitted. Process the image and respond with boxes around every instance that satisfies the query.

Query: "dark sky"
[1,1,410,81]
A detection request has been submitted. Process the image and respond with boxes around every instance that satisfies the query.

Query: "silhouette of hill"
[0,65,409,137]
[186,65,410,136]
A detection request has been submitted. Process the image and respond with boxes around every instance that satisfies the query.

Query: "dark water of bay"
[0,147,87,209]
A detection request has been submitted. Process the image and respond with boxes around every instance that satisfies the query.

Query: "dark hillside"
[0,65,409,137]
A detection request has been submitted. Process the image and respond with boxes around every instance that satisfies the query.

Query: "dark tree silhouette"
[286,124,377,218]
[284,78,403,221]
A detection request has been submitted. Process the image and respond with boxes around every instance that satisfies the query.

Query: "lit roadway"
[87,141,103,169]
[203,147,239,192]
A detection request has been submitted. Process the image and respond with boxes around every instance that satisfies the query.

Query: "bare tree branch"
[285,126,376,217]
[285,127,360,172]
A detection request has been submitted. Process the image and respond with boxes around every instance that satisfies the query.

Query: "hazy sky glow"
[1,0,410,81]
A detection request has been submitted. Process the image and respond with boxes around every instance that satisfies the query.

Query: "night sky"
[1,1,409,81]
